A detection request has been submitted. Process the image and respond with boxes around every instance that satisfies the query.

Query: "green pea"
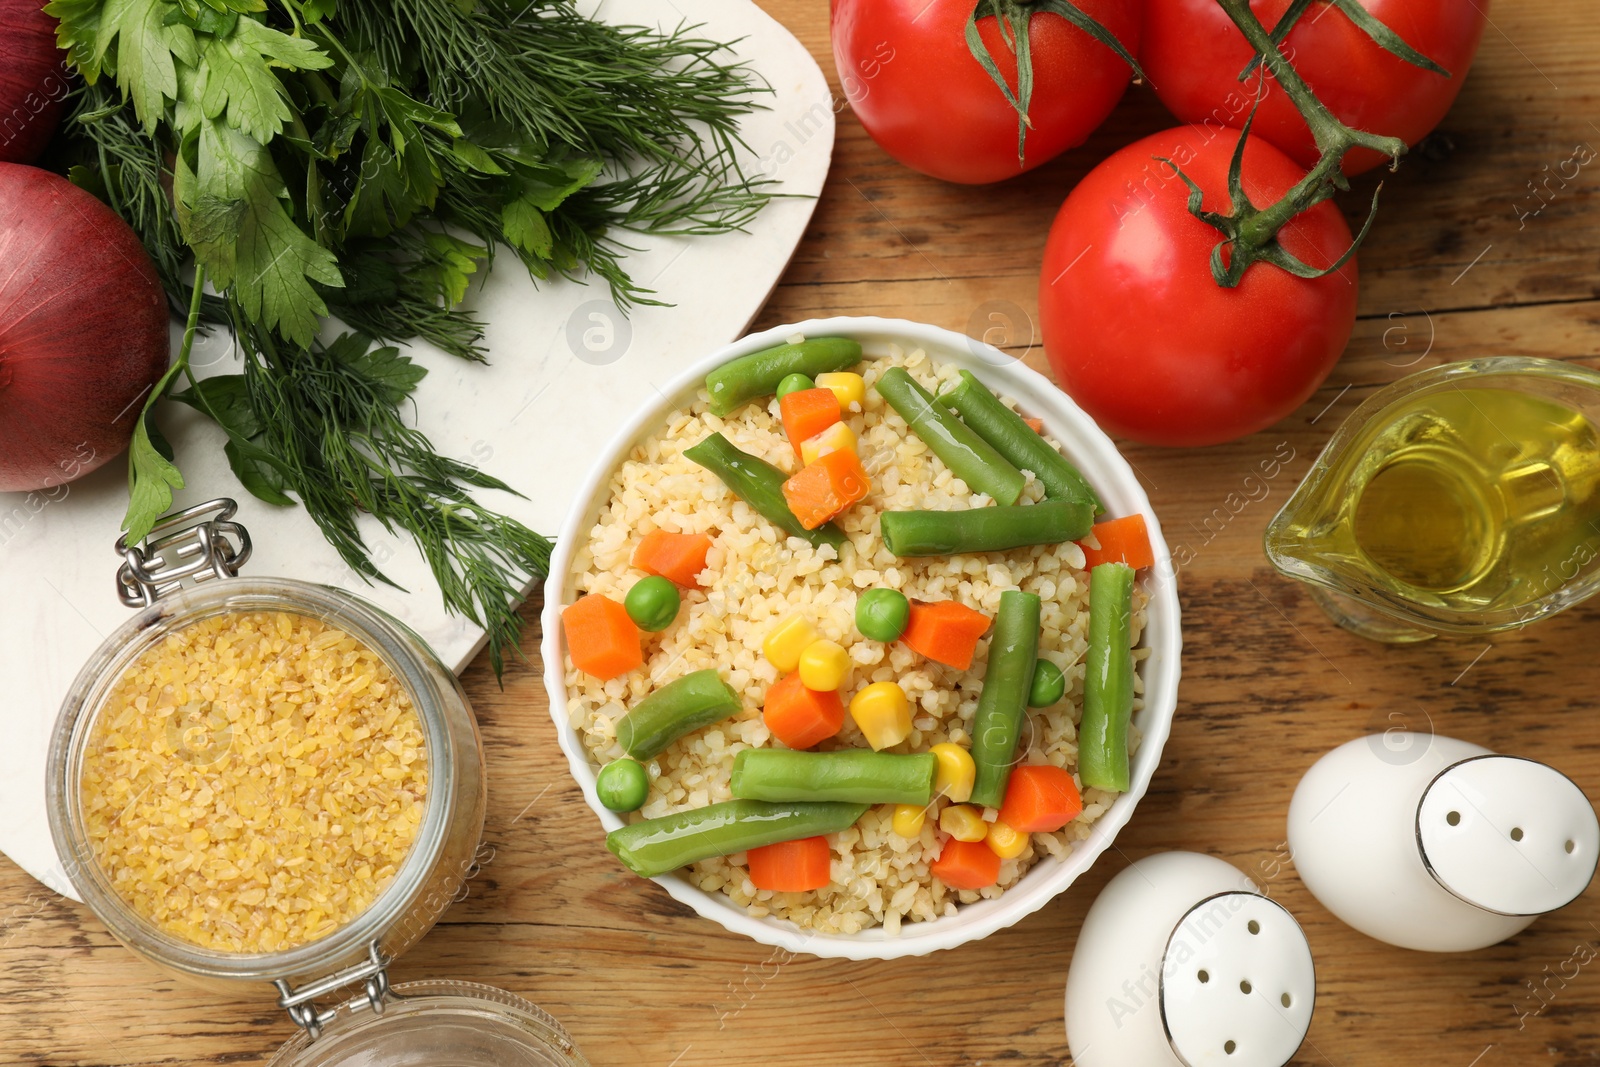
[855,587,911,642]
[596,758,651,812]
[776,372,814,400]
[625,576,680,632]
[1028,659,1066,708]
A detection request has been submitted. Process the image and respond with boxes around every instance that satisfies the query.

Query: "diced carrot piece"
[1078,513,1155,571]
[1022,417,1044,434]
[780,387,842,459]
[998,764,1084,833]
[930,837,1001,890]
[746,835,833,892]
[781,448,870,530]
[561,594,642,680]
[631,530,714,587]
[763,672,845,750]
[900,599,991,671]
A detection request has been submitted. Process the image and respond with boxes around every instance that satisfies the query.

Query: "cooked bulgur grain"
[567,347,1147,934]
[81,611,428,953]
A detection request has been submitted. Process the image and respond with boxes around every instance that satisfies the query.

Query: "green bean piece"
[969,590,1042,809]
[606,800,869,878]
[730,749,937,806]
[684,433,847,552]
[937,370,1104,512]
[1080,563,1135,793]
[705,338,863,416]
[615,669,742,761]
[875,367,1026,506]
[878,501,1094,557]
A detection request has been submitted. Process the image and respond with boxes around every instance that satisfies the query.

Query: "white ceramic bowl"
[540,317,1181,960]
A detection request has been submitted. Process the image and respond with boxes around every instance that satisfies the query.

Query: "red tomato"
[1039,128,1357,447]
[1141,0,1489,175]
[830,0,1140,184]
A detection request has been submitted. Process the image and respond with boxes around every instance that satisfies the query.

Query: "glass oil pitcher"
[1265,357,1600,642]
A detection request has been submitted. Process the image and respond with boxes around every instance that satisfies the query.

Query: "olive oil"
[1267,373,1600,635]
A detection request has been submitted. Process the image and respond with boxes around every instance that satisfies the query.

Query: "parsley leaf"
[500,194,553,261]
[122,355,190,541]
[197,18,333,143]
[327,333,427,405]
[173,374,260,438]
[91,0,197,130]
[124,414,187,539]
[45,0,109,80]
[176,119,343,346]
[414,231,484,308]
[172,375,297,507]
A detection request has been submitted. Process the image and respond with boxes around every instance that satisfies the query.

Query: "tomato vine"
[1168,0,1455,287]
[964,0,1144,161]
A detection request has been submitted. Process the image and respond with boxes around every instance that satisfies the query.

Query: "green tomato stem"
[1172,0,1422,288]
[966,0,1144,164]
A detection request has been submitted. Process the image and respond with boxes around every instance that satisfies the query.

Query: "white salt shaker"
[1288,733,1600,952]
[1066,852,1316,1067]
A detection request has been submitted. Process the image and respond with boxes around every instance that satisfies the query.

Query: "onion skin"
[0,163,171,492]
[0,0,69,165]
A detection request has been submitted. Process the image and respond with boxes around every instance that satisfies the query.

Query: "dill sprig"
[215,316,551,675]
[220,303,548,674]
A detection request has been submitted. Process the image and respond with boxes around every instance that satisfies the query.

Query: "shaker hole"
[1566,839,1577,854]
[1198,969,1211,983]
[1511,827,1525,842]
[1247,919,1260,935]
[1240,980,1252,995]
[1446,811,1461,826]
[1225,1040,1237,1055]
[1281,992,1293,1008]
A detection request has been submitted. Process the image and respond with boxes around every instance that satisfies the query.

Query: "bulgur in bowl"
[541,317,1181,960]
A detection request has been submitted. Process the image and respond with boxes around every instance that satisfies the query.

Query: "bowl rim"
[540,315,1182,960]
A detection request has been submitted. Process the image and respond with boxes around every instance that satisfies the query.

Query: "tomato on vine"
[830,0,1141,185]
[1038,128,1359,447]
[1141,0,1489,175]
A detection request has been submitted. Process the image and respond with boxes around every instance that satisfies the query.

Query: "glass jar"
[46,500,487,1014]
[267,981,592,1067]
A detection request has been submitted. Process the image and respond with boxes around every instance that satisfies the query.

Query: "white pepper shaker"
[1066,852,1316,1067]
[1288,733,1600,952]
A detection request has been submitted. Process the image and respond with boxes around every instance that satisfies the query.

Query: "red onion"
[0,0,69,165]
[0,163,170,492]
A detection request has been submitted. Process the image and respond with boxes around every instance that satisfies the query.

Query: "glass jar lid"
[267,981,590,1067]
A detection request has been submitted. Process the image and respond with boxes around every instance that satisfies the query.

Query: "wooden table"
[6,3,1600,1064]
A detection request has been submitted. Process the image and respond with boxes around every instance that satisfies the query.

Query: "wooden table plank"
[6,1,1600,1064]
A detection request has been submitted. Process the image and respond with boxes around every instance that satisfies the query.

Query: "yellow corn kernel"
[940,804,988,843]
[763,614,818,674]
[800,421,858,466]
[891,803,926,837]
[849,681,912,751]
[987,820,1028,859]
[815,371,866,411]
[798,639,851,692]
[929,742,975,804]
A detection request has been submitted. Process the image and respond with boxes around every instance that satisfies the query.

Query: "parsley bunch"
[46,0,773,673]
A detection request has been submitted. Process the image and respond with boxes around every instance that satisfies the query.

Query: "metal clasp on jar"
[115,498,252,607]
[274,941,395,1039]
